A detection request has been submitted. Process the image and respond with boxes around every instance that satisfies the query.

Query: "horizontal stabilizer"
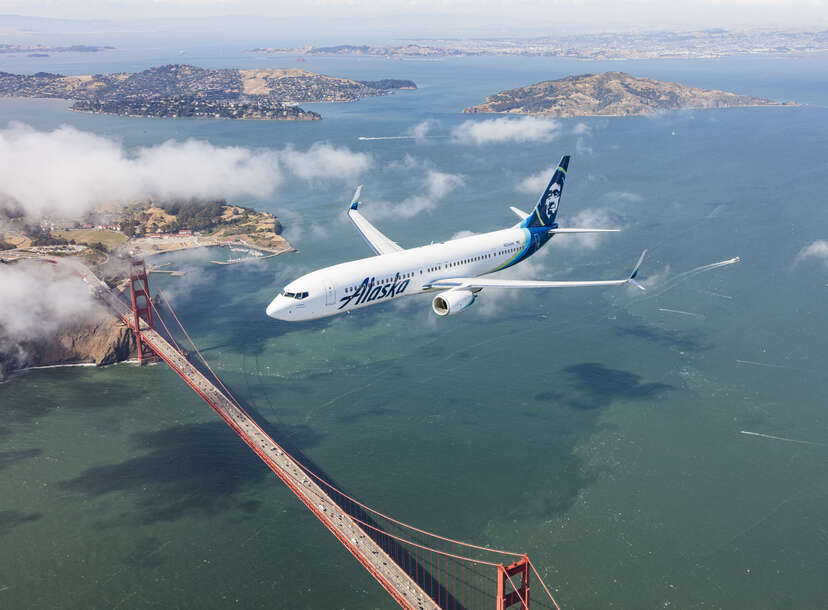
[510,206,530,220]
[548,228,620,234]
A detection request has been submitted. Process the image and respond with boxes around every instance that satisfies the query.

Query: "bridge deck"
[81,266,437,610]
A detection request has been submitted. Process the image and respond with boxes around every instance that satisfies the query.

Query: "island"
[0,43,114,54]
[0,200,294,380]
[0,64,417,120]
[462,72,793,117]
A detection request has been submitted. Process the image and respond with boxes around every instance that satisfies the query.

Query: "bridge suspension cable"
[134,262,563,610]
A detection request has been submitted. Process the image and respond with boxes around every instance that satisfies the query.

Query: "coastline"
[127,235,296,258]
[461,102,799,118]
[69,107,322,121]
[0,359,146,384]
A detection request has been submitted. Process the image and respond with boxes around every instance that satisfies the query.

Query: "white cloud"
[385,154,421,171]
[0,260,106,362]
[365,170,464,220]
[795,240,828,267]
[450,229,477,240]
[277,142,372,183]
[602,191,643,203]
[639,264,671,291]
[425,169,464,198]
[0,123,371,221]
[0,122,281,220]
[517,165,557,194]
[572,122,591,135]
[548,208,620,250]
[407,119,438,141]
[451,116,561,145]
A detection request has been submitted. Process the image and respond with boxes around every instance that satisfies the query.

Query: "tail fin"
[525,155,569,228]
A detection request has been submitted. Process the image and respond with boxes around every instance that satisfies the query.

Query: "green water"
[2,52,828,608]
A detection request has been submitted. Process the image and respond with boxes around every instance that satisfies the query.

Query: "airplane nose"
[266,297,282,319]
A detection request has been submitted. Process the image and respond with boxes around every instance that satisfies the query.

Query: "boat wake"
[740,430,827,447]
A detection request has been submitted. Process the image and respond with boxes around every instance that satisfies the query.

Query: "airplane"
[266,155,646,321]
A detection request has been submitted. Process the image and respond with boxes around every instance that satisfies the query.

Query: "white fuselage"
[266,227,532,321]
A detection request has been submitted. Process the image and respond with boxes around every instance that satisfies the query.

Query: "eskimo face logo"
[544,183,561,217]
[338,273,410,310]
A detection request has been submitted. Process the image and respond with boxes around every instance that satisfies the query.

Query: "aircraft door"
[324,279,336,306]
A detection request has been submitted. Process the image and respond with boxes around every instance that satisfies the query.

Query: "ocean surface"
[2,49,828,609]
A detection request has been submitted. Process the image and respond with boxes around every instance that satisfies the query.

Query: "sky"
[0,0,826,32]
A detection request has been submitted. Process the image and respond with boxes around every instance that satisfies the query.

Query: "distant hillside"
[0,64,416,120]
[463,72,793,117]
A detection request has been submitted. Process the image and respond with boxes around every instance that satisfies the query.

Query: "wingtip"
[349,185,363,210]
[630,248,647,280]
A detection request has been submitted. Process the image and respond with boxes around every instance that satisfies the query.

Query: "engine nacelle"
[432,289,476,316]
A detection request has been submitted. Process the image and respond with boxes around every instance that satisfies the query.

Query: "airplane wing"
[347,186,403,255]
[425,250,648,291]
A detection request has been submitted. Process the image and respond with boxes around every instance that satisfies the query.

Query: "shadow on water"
[615,323,711,353]
[1,369,146,425]
[0,510,43,535]
[57,420,323,524]
[519,362,675,519]
[561,362,674,411]
[0,448,43,471]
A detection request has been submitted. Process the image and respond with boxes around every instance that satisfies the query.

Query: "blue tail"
[524,155,569,228]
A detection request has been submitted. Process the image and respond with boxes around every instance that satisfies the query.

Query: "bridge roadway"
[78,264,438,610]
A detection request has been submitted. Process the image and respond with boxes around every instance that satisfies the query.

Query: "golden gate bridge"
[78,257,563,610]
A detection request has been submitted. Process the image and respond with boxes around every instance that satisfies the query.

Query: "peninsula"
[2,199,294,263]
[462,72,793,117]
[0,200,294,380]
[0,64,416,120]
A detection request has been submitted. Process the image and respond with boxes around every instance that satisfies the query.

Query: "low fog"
[451,116,561,145]
[0,122,372,220]
[0,122,372,363]
[796,240,828,268]
[0,260,106,366]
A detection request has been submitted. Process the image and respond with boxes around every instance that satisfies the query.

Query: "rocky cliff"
[0,314,135,381]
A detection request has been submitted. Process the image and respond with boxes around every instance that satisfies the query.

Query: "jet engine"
[432,289,476,316]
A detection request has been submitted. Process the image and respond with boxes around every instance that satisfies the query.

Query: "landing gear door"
[324,280,336,306]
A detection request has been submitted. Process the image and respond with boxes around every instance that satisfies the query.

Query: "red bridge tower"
[129,259,158,365]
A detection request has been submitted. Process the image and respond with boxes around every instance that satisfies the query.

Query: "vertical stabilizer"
[525,155,569,228]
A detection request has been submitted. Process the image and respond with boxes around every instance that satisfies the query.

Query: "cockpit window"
[281,290,308,300]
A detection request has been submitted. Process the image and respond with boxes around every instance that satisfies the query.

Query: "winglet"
[628,249,647,290]
[349,185,363,210]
